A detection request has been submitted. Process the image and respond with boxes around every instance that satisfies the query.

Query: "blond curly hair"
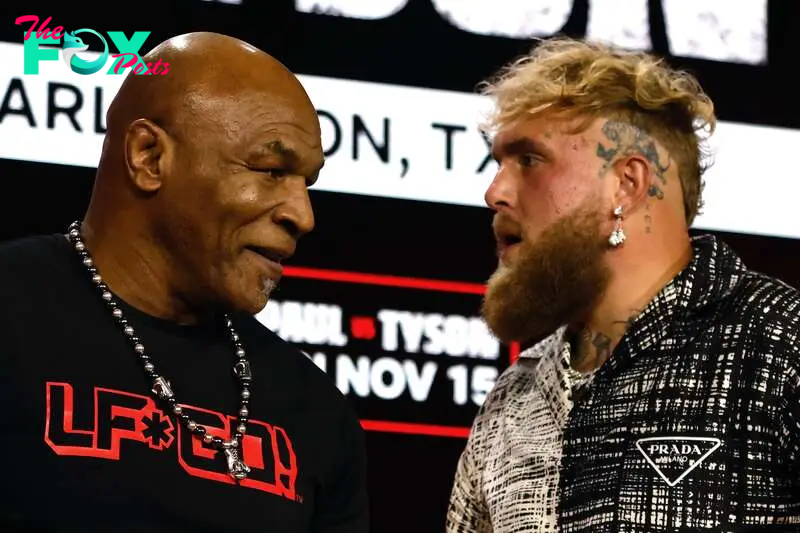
[479,37,716,225]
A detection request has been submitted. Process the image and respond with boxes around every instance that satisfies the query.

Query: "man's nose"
[484,167,514,212]
[272,176,315,239]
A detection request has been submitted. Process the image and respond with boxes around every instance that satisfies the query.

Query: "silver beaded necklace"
[67,221,253,481]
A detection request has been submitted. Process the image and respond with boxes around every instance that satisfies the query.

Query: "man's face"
[482,114,614,345]
[158,88,324,315]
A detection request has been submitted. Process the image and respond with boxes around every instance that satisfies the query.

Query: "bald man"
[0,33,368,532]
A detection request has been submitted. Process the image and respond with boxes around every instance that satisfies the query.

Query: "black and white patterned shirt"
[447,235,800,532]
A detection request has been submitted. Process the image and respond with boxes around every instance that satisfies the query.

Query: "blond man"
[447,37,800,532]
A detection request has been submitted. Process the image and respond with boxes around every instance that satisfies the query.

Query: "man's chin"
[252,278,277,313]
[481,281,524,344]
[482,264,566,346]
[225,278,278,316]
[486,264,511,290]
[482,306,552,346]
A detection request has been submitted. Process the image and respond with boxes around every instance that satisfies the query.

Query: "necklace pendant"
[223,446,251,480]
[151,377,174,400]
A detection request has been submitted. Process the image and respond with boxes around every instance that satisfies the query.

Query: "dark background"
[1,1,800,531]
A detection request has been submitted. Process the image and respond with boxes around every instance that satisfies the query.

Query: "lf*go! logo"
[15,15,170,76]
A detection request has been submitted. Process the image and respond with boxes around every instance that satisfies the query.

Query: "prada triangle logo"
[635,436,722,487]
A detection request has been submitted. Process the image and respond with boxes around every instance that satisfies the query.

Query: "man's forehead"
[251,101,321,145]
[191,88,318,131]
[259,119,321,142]
[491,115,598,154]
[492,126,549,148]
[218,102,321,154]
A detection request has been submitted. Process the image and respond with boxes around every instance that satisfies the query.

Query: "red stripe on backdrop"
[360,419,471,439]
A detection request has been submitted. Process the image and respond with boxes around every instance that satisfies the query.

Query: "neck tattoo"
[67,221,253,481]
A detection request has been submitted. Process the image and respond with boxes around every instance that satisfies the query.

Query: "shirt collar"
[516,234,747,365]
[605,233,747,372]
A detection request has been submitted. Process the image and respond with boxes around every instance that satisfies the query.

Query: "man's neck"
[78,217,203,325]
[568,238,693,373]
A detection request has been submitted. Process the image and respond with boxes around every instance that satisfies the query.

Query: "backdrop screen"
[1,2,800,531]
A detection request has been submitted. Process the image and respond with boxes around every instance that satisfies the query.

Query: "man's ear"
[125,118,170,193]
[612,154,654,214]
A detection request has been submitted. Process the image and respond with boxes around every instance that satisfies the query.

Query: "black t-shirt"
[0,234,369,533]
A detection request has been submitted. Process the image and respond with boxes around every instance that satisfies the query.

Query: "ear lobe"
[125,118,168,193]
[613,155,651,213]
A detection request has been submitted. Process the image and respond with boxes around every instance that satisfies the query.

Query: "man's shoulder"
[0,233,67,273]
[721,270,800,367]
[729,270,800,332]
[235,315,337,383]
[233,314,357,415]
[477,331,563,417]
[0,234,70,305]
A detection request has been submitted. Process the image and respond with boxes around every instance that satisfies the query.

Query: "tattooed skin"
[596,121,671,200]
[571,330,612,372]
[590,332,612,368]
[571,309,644,371]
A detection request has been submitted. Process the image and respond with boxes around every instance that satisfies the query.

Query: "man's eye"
[254,168,286,178]
[519,154,538,168]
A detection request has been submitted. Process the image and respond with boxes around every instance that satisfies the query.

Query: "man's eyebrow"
[262,140,325,183]
[262,140,296,159]
[491,136,553,161]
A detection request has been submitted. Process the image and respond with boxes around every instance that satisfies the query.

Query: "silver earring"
[608,206,626,247]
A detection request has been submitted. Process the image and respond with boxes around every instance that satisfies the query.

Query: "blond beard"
[482,201,613,346]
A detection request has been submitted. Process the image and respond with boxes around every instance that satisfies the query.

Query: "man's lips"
[244,246,291,277]
[497,241,522,264]
[245,245,290,264]
[495,233,523,257]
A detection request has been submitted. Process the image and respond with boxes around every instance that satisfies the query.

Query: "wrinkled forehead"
[185,90,322,150]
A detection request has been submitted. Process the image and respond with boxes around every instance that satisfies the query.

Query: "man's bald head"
[86,32,324,318]
[105,32,316,140]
